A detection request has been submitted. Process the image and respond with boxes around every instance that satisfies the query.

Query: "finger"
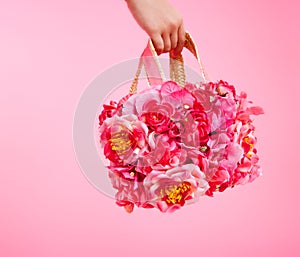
[162,33,171,53]
[170,32,178,50]
[151,34,164,55]
[173,23,186,56]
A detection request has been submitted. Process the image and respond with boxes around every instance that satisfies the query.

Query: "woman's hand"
[126,0,185,55]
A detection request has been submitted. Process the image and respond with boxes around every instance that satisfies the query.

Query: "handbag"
[98,32,264,213]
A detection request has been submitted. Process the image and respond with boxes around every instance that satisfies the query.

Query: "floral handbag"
[98,32,264,213]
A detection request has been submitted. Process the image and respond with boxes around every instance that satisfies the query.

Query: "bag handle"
[169,32,208,87]
[129,32,207,94]
[129,39,166,94]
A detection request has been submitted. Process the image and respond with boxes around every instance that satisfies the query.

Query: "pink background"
[1,0,299,256]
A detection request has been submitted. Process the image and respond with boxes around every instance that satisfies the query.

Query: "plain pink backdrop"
[1,0,299,256]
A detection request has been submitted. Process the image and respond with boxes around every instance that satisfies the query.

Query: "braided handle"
[170,32,207,86]
[129,39,166,94]
[129,32,207,94]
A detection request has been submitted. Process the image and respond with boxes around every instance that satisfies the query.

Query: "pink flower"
[98,100,118,126]
[205,167,230,196]
[236,92,264,124]
[232,123,262,185]
[99,114,149,166]
[98,94,132,125]
[122,81,198,134]
[185,83,216,112]
[215,80,236,98]
[160,81,195,108]
[122,87,173,133]
[140,99,174,133]
[109,171,154,213]
[144,164,209,212]
[136,132,187,171]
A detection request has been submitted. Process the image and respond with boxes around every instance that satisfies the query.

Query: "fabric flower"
[144,164,209,212]
[99,94,132,126]
[109,171,154,213]
[140,132,187,170]
[98,100,118,126]
[99,114,149,166]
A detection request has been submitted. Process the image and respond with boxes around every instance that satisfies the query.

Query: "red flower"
[205,167,230,197]
[144,164,209,212]
[98,100,118,126]
[100,114,149,165]
[99,94,133,125]
[140,99,174,133]
[109,171,154,213]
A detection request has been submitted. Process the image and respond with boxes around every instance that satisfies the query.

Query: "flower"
[99,114,149,166]
[140,100,174,133]
[236,91,264,124]
[138,132,187,170]
[205,167,230,196]
[98,94,133,126]
[122,81,198,134]
[144,164,209,212]
[98,100,118,126]
[230,121,262,185]
[109,171,154,213]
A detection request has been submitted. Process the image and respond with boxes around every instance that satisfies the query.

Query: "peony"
[99,114,149,166]
[144,164,209,212]
[109,171,154,213]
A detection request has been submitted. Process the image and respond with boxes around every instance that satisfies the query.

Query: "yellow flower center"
[152,113,159,121]
[161,182,191,204]
[109,131,132,155]
[243,136,254,158]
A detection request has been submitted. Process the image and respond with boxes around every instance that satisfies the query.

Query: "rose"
[122,81,197,134]
[109,171,154,213]
[99,114,149,165]
[122,87,174,133]
[140,99,174,133]
[144,164,209,212]
[136,132,187,171]
[189,105,210,144]
[168,100,210,148]
[147,133,187,170]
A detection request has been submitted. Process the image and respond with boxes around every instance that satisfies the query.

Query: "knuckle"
[164,43,171,52]
[168,20,177,30]
[149,28,160,36]
[155,42,164,52]
[171,40,177,49]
